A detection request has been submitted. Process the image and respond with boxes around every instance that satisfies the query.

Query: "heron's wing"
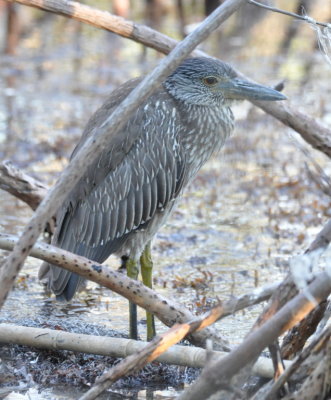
[42,83,188,299]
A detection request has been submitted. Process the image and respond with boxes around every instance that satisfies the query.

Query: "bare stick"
[0,0,246,309]
[248,0,329,28]
[0,323,291,376]
[5,0,331,159]
[178,271,331,400]
[252,216,331,331]
[0,161,48,210]
[0,233,277,317]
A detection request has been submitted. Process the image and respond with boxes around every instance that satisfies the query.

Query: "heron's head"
[164,57,286,107]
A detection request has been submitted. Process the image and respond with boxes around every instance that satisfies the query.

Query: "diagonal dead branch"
[0,0,246,309]
[250,99,331,158]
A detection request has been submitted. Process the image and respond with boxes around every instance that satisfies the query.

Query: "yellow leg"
[126,258,139,340]
[140,242,156,341]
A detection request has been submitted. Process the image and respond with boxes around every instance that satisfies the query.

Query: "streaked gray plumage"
[39,57,285,301]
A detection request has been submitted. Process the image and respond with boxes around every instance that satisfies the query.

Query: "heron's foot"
[126,258,139,340]
[140,242,156,341]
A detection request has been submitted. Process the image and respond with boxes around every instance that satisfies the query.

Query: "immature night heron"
[40,57,285,340]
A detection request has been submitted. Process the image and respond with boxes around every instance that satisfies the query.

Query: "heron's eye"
[202,76,218,86]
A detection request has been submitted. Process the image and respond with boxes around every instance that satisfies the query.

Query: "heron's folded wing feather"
[44,85,187,298]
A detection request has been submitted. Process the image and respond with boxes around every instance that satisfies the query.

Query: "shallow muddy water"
[1,4,331,399]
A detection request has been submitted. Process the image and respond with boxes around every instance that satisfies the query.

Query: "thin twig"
[247,0,330,28]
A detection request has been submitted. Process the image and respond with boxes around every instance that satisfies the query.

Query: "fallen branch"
[178,271,331,400]
[0,0,246,309]
[0,323,290,376]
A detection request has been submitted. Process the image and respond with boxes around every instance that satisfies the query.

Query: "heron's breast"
[180,105,234,178]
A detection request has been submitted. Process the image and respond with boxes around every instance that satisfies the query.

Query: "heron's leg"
[126,258,139,340]
[140,241,156,341]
